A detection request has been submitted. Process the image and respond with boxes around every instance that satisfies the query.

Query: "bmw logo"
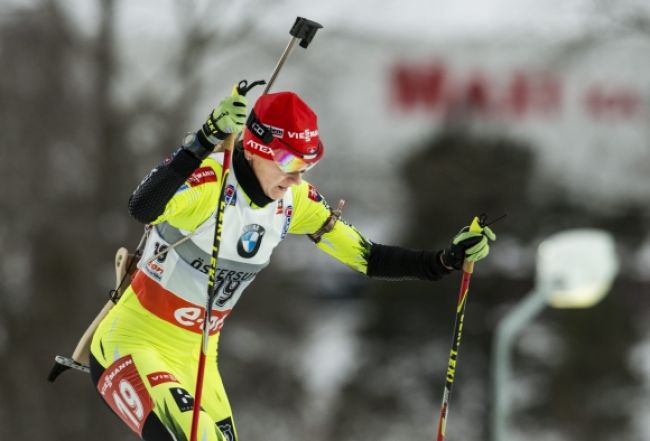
[237,224,266,258]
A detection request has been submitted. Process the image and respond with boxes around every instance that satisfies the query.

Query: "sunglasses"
[271,138,322,173]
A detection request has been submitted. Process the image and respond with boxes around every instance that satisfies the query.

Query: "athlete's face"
[245,151,305,200]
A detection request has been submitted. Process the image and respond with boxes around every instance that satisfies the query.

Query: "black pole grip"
[237,79,266,96]
[290,17,323,48]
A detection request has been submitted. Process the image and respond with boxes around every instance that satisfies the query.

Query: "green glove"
[440,225,496,270]
[201,94,248,145]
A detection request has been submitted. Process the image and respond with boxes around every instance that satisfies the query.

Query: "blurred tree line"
[328,127,649,441]
[0,1,258,439]
[1,2,125,439]
[1,1,650,441]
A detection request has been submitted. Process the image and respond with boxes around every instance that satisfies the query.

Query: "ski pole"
[263,16,322,95]
[189,17,322,441]
[188,81,247,441]
[435,215,486,441]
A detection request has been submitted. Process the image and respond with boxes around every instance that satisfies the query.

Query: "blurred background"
[1,0,650,440]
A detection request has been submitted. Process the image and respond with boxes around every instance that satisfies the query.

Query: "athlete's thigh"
[89,292,236,440]
[92,347,228,441]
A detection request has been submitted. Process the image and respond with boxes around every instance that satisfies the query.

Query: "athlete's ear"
[243,150,254,161]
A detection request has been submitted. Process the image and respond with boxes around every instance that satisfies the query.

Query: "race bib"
[97,355,154,436]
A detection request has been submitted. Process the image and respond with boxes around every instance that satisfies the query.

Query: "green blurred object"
[491,229,619,441]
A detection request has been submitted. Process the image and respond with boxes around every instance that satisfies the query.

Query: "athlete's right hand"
[200,94,248,145]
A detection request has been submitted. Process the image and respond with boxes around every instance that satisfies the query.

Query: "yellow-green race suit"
[89,150,372,441]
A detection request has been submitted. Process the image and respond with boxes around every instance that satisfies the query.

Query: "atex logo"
[246,139,272,154]
[288,129,318,142]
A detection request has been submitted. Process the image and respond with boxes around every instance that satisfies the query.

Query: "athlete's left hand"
[440,226,496,270]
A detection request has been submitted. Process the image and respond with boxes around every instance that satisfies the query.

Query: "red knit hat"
[243,92,324,171]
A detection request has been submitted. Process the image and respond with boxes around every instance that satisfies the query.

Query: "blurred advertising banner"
[382,38,650,208]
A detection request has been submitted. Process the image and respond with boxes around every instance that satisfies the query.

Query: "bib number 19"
[98,355,153,436]
[113,379,145,428]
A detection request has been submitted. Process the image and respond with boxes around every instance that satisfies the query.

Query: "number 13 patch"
[97,355,154,436]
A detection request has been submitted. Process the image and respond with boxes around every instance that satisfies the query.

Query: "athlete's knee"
[153,385,233,441]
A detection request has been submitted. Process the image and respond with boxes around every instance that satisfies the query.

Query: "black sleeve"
[366,243,453,281]
[128,148,201,224]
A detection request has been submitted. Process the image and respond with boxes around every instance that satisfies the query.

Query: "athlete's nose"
[286,172,303,185]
